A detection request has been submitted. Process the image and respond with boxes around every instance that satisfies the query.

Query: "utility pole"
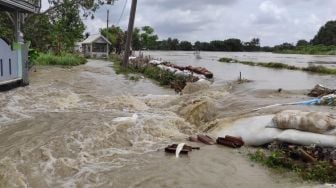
[123,0,137,67]
[107,9,109,29]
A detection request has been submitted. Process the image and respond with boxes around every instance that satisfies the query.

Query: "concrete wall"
[0,39,19,83]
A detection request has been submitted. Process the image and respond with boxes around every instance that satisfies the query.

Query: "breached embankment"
[0,59,333,187]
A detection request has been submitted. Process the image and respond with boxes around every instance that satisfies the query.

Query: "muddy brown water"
[0,57,335,187]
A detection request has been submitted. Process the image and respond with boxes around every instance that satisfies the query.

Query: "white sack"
[217,115,336,147]
[272,110,336,135]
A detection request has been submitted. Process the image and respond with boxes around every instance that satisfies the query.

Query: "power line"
[116,0,128,26]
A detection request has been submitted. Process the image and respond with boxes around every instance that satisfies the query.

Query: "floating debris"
[164,144,200,155]
[308,84,335,97]
[197,135,216,145]
[217,135,244,148]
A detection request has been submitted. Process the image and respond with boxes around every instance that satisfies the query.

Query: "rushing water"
[0,55,335,187]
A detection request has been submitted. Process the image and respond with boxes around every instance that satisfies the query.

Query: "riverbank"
[109,54,213,92]
[219,57,336,75]
[274,45,336,55]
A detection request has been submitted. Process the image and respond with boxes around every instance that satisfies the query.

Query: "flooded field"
[0,54,335,187]
[143,51,336,90]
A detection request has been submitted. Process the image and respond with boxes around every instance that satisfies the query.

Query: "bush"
[34,53,87,66]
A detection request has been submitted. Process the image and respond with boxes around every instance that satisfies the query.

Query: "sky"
[42,0,336,46]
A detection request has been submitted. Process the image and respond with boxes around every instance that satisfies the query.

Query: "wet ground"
[0,56,335,187]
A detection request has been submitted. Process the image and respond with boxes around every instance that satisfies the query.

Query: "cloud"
[41,0,336,46]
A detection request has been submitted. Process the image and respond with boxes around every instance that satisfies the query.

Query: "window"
[92,43,107,53]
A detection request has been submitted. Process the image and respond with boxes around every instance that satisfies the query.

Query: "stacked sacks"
[271,110,336,135]
[217,111,336,147]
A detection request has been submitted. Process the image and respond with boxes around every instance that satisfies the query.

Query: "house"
[82,34,111,58]
[0,0,40,89]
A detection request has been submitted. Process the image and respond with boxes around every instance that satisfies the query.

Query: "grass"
[34,53,87,66]
[110,55,188,87]
[219,57,336,75]
[249,150,336,183]
[275,45,336,55]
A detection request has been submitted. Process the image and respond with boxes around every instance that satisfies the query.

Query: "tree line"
[100,25,262,53]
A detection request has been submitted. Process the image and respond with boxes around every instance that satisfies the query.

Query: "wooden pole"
[123,0,137,67]
[107,9,109,29]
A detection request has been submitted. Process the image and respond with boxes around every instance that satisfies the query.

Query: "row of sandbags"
[149,59,213,80]
[217,110,336,147]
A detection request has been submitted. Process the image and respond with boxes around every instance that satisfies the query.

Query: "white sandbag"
[217,115,282,146]
[216,115,336,147]
[149,59,162,65]
[277,129,336,147]
[272,110,336,135]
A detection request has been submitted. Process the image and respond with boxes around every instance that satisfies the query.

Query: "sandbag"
[216,115,336,147]
[216,115,282,146]
[277,129,336,147]
[272,110,336,135]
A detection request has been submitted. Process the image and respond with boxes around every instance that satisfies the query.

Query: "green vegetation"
[249,150,336,183]
[274,45,336,55]
[219,57,336,75]
[34,53,86,66]
[110,55,189,89]
[275,20,336,55]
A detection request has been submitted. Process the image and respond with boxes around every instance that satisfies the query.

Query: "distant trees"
[139,26,158,50]
[311,21,336,45]
[178,41,193,51]
[296,39,309,47]
[153,38,260,52]
[101,26,125,54]
[273,43,295,51]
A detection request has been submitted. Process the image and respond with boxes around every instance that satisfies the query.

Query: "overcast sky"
[43,0,336,46]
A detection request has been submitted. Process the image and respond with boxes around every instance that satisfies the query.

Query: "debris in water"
[189,136,199,142]
[164,144,200,156]
[216,136,244,148]
[308,84,335,97]
[197,135,216,145]
[176,143,185,158]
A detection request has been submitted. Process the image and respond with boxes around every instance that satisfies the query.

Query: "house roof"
[82,34,111,45]
[0,0,40,13]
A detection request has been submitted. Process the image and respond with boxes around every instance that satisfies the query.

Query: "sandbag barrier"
[126,56,214,92]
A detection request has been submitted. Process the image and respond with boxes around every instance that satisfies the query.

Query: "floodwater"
[143,51,336,90]
[0,54,335,187]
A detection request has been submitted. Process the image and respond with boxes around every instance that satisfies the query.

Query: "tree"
[45,0,117,18]
[23,14,53,52]
[194,41,201,50]
[140,26,158,50]
[243,38,261,51]
[178,41,193,51]
[311,21,336,45]
[223,38,243,51]
[49,0,85,54]
[273,42,295,51]
[132,27,141,50]
[0,12,14,43]
[101,25,124,54]
[296,39,309,47]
